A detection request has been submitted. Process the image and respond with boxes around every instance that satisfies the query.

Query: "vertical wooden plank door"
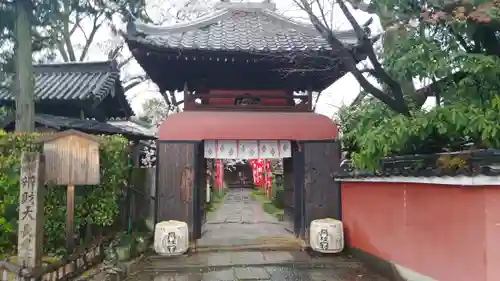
[156,142,197,240]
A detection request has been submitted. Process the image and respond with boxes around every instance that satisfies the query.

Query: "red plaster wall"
[208,89,287,105]
[485,189,500,281]
[342,181,500,281]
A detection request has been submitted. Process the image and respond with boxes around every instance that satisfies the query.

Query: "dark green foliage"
[205,189,227,212]
[271,189,285,210]
[334,0,500,172]
[263,202,281,217]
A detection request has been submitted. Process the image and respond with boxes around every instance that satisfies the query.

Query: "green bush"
[262,202,280,215]
[0,131,130,256]
[272,189,285,209]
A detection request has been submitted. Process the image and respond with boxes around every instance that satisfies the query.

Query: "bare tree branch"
[69,13,84,36]
[337,0,406,106]
[79,13,105,61]
[57,41,69,62]
[346,0,376,13]
[312,91,322,111]
[314,0,331,30]
[62,0,76,61]
[293,0,410,115]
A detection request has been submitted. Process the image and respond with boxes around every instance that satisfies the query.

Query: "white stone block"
[154,220,189,256]
[309,218,344,253]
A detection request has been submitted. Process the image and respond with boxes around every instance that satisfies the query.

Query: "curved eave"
[158,111,339,141]
[128,9,230,35]
[125,2,360,47]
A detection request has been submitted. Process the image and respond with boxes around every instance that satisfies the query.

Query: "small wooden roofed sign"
[35,129,102,253]
[35,129,100,186]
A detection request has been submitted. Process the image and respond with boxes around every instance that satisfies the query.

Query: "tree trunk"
[378,15,421,104]
[14,0,35,133]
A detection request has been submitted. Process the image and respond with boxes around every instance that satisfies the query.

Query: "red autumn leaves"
[420,0,499,24]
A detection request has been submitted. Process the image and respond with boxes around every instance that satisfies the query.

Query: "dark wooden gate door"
[193,142,206,239]
[292,142,305,237]
[283,158,294,233]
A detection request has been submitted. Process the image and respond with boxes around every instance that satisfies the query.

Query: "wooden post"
[307,87,313,111]
[18,152,45,268]
[66,184,75,253]
[183,81,193,110]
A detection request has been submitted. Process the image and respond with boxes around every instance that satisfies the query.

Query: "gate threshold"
[192,236,307,252]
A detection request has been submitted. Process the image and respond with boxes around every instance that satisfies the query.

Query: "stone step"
[143,251,360,272]
[192,243,303,253]
[194,236,306,252]
[227,184,254,189]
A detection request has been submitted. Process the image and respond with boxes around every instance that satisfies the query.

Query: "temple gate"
[124,0,369,243]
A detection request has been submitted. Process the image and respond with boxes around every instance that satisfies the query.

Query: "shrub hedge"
[0,131,130,257]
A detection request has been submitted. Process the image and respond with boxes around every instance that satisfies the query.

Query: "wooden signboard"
[35,130,101,253]
[17,152,45,268]
[36,130,100,186]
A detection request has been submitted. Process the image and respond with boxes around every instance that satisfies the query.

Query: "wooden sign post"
[17,152,45,268]
[36,130,101,254]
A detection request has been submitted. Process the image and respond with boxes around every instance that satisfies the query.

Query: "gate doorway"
[193,140,302,247]
[155,111,342,246]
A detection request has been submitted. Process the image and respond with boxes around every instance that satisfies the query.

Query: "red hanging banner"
[214,159,224,191]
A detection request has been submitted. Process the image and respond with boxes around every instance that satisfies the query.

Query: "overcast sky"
[73,0,387,119]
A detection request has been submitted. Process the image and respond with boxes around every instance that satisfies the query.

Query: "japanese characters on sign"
[319,228,329,251]
[17,152,45,268]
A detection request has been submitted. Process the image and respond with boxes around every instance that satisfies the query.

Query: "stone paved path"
[198,188,295,247]
[115,189,390,281]
[128,266,389,281]
[127,251,390,281]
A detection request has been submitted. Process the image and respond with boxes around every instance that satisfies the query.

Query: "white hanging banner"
[259,140,279,159]
[204,140,291,159]
[279,140,292,158]
[204,140,216,158]
[238,140,258,159]
[217,140,237,159]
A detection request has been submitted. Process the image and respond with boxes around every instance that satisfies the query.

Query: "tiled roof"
[335,149,500,179]
[0,61,121,101]
[0,113,156,140]
[125,2,360,53]
[107,120,156,137]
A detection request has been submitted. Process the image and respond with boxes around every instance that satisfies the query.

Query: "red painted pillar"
[266,160,272,199]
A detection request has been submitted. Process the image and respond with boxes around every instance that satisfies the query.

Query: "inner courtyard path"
[197,188,295,247]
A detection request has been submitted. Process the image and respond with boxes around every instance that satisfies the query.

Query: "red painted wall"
[342,181,500,281]
[208,89,288,105]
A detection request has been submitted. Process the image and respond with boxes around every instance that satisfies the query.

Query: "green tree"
[14,0,35,132]
[295,0,500,114]
[300,0,500,170]
[0,0,151,132]
[2,0,57,132]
